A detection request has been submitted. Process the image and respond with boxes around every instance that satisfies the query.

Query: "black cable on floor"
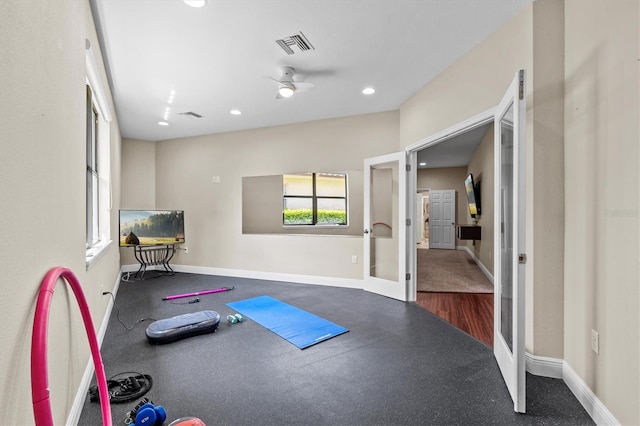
[103,291,155,330]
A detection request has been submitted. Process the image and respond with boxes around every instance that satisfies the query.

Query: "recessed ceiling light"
[158,121,169,126]
[419,162,427,166]
[230,109,242,115]
[362,87,376,95]
[184,0,207,7]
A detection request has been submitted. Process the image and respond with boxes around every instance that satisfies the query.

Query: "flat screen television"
[464,174,481,218]
[119,210,185,246]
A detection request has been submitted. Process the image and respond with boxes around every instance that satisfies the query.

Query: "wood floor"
[415,291,494,347]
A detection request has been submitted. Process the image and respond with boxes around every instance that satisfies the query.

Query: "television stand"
[131,244,176,280]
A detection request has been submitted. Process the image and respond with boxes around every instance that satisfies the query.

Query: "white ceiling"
[416,122,492,169]
[91,0,531,164]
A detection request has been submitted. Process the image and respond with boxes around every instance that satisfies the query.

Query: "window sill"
[86,240,112,270]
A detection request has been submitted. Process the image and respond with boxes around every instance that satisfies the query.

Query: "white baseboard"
[458,246,494,284]
[66,271,122,426]
[525,352,564,378]
[562,361,620,426]
[525,352,619,425]
[168,264,363,289]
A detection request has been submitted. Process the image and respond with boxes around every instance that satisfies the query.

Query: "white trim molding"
[525,352,563,378]
[405,107,496,153]
[562,361,620,426]
[121,263,364,290]
[525,353,620,425]
[174,265,363,289]
[66,271,122,426]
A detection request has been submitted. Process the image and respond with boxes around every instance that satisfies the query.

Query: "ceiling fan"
[267,66,316,98]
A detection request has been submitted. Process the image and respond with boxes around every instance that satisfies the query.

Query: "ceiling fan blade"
[294,82,316,89]
[264,75,281,84]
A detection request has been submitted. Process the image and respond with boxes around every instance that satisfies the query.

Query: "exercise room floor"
[79,273,593,425]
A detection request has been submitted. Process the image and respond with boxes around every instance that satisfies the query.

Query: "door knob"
[363,229,369,234]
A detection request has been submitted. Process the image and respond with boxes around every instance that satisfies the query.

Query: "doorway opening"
[416,190,429,249]
[409,113,495,346]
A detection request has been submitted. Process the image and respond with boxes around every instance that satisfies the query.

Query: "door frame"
[363,151,408,301]
[406,107,496,302]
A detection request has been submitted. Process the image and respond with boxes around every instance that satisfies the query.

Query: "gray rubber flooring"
[79,273,593,425]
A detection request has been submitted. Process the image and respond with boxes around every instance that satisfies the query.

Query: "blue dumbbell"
[135,402,166,426]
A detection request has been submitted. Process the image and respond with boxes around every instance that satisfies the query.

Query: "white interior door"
[429,190,455,249]
[363,152,407,301]
[493,70,527,413]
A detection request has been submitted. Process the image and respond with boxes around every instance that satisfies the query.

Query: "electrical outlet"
[591,329,599,354]
[184,247,189,254]
[352,255,358,264]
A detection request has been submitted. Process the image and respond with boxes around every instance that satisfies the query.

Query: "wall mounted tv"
[119,210,185,247]
[464,174,481,219]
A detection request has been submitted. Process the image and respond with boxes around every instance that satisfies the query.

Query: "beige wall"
[120,138,157,265]
[151,111,398,279]
[564,1,639,424]
[399,10,532,147]
[121,138,156,208]
[0,1,122,424]
[530,0,566,360]
[466,126,494,273]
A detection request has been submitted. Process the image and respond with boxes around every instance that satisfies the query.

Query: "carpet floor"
[79,273,591,425]
[417,248,493,293]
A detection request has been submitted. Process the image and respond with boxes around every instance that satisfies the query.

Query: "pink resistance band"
[31,267,112,426]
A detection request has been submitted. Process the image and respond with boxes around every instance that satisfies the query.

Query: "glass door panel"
[500,102,515,352]
[493,70,527,413]
[363,152,407,301]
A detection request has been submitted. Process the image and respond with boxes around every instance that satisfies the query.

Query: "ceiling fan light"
[278,86,294,98]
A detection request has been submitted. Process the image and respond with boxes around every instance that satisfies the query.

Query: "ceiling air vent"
[275,31,315,55]
[179,111,203,119]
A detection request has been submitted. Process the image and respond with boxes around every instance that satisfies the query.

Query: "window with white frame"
[85,40,112,268]
[86,86,100,248]
[282,172,348,226]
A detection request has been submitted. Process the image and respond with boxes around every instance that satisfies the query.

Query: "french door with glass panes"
[493,70,527,413]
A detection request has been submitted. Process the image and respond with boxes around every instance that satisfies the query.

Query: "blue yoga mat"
[226,295,349,349]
